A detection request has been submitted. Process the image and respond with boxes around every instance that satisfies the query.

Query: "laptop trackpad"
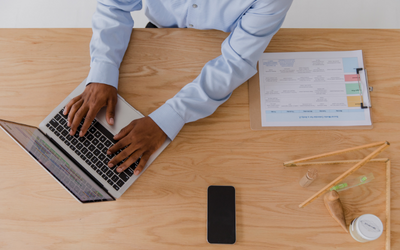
[96,95,144,136]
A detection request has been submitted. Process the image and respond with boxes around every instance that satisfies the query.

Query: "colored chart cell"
[345,74,358,82]
[346,83,360,94]
[347,96,362,107]
[342,57,358,73]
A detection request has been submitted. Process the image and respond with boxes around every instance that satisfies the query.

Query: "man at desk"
[64,0,293,175]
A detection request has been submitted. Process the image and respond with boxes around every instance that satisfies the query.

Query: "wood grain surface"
[0,28,399,250]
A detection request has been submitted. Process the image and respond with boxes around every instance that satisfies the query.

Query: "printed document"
[258,50,371,127]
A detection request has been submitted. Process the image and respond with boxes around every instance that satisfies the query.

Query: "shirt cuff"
[149,103,185,141]
[86,61,119,89]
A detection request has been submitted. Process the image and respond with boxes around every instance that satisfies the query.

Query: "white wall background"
[1,0,400,28]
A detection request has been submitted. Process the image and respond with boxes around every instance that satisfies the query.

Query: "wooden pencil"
[299,141,390,208]
[284,141,387,167]
[386,160,391,250]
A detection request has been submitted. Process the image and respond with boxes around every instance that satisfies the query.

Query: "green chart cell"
[346,83,360,94]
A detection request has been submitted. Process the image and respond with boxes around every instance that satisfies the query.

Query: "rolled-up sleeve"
[150,0,293,140]
[87,0,142,89]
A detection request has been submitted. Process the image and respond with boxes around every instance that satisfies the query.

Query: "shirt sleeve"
[86,0,143,89]
[149,0,293,140]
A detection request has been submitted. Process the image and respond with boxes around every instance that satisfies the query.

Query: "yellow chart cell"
[347,96,362,107]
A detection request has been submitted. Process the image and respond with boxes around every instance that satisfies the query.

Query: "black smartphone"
[207,185,236,244]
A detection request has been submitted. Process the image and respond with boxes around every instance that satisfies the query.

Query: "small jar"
[349,214,383,242]
[299,168,318,187]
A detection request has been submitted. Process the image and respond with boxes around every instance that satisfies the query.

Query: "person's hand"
[107,116,167,175]
[64,82,117,137]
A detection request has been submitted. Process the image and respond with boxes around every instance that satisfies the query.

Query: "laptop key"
[56,125,63,132]
[93,122,117,143]
[49,119,59,128]
[119,172,129,182]
[54,114,61,121]
[113,185,120,191]
[65,141,70,146]
[83,140,90,147]
[78,136,85,142]
[88,145,95,152]
[61,130,68,137]
[60,136,65,142]
[96,161,103,168]
[98,154,106,161]
[70,145,76,151]
[106,170,113,177]
[101,166,109,173]
[59,109,67,118]
[81,147,88,154]
[107,179,114,185]
[97,143,104,150]
[89,127,96,134]
[59,118,66,125]
[99,136,106,143]
[86,152,93,159]
[104,140,112,147]
[96,169,102,175]
[80,155,86,161]
[111,175,119,182]
[91,156,98,164]
[101,174,108,181]
[75,150,81,156]
[94,131,101,138]
[46,123,50,128]
[103,158,110,165]
[54,131,60,137]
[66,135,73,141]
[71,138,78,145]
[76,143,83,150]
[116,180,125,187]
[87,134,94,141]
[85,159,91,165]
[93,149,100,156]
[91,164,97,170]
[126,167,134,177]
[92,138,99,145]
[49,126,55,132]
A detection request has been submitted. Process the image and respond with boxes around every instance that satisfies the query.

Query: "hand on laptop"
[64,83,117,137]
[106,116,167,175]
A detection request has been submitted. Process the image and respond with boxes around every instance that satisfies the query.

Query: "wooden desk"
[0,28,399,250]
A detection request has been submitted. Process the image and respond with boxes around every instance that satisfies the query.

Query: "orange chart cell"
[347,96,362,107]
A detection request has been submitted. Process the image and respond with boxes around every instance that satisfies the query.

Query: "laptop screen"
[0,120,114,203]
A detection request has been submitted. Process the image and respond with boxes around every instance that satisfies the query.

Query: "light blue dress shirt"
[87,0,293,140]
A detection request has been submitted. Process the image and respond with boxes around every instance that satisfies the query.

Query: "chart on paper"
[258,50,371,127]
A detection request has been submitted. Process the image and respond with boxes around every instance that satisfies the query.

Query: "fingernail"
[70,131,74,135]
[117,167,122,172]
[67,121,70,127]
[107,151,111,155]
[134,170,139,175]
[109,118,114,125]
[108,163,114,168]
[79,131,84,137]
[63,109,67,115]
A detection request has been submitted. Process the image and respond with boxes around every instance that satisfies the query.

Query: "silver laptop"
[0,79,171,203]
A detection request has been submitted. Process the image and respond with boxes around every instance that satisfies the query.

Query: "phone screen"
[207,185,236,244]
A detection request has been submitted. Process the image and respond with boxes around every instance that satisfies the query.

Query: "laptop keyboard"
[46,109,140,191]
